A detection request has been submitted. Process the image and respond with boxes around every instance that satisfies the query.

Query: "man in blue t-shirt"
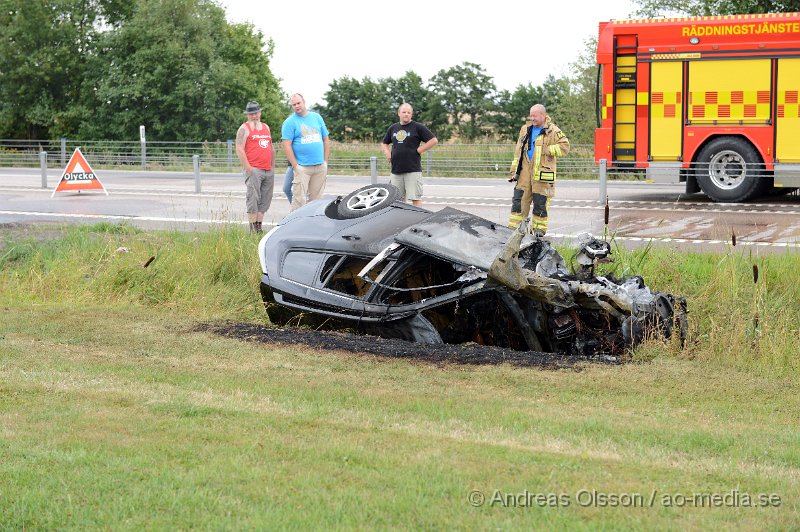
[281,93,330,211]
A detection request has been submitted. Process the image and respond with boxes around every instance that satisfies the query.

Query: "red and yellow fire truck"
[595,12,800,202]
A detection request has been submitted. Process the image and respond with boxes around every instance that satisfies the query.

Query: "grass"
[1,223,799,528]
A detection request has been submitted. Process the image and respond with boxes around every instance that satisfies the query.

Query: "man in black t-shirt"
[381,103,438,206]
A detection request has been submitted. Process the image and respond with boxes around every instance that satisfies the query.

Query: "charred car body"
[258,184,687,356]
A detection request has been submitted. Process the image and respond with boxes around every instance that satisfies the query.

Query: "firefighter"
[508,104,570,236]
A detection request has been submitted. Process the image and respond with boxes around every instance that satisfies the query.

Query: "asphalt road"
[1,167,799,252]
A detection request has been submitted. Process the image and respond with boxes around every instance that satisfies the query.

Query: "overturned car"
[257,184,687,357]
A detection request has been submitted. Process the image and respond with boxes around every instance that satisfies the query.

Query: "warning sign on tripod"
[51,148,109,197]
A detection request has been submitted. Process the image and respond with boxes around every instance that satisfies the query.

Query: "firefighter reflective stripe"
[532,144,558,182]
[650,61,683,160]
[776,58,800,162]
[529,194,550,234]
[532,144,542,175]
[688,59,771,123]
[509,186,528,229]
[509,212,525,228]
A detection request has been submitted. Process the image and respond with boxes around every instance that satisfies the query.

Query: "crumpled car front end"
[487,226,687,356]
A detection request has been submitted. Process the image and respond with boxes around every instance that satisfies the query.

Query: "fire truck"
[595,12,800,202]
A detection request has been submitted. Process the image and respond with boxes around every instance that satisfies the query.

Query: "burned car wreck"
[258,184,687,357]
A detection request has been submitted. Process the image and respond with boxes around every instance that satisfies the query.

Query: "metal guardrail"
[15,139,796,205]
[0,139,238,170]
[0,138,603,179]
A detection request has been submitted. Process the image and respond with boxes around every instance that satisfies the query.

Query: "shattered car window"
[376,250,473,305]
[319,255,341,284]
[325,256,373,297]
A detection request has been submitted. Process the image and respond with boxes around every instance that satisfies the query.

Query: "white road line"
[544,232,799,248]
[0,186,239,197]
[3,187,800,216]
[0,210,247,225]
[422,201,800,215]
[2,210,798,248]
[426,184,496,188]
[2,185,800,211]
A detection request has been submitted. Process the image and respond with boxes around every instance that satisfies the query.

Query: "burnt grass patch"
[196,322,624,369]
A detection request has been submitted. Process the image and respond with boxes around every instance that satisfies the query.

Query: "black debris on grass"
[196,322,624,369]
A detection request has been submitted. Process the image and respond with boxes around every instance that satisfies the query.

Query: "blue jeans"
[283,165,294,203]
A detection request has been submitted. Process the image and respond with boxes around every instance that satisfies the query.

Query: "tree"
[385,71,451,140]
[633,0,800,16]
[319,71,452,142]
[80,0,282,141]
[552,38,599,146]
[491,86,540,141]
[0,0,283,140]
[490,75,575,141]
[429,62,497,140]
[0,0,102,139]
[318,77,363,141]
[319,76,395,142]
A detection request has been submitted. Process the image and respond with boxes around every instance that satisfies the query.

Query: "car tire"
[694,137,766,202]
[336,184,400,219]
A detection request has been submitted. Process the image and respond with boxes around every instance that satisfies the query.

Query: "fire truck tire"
[695,137,767,202]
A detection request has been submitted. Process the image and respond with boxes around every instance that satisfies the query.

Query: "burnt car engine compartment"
[487,228,688,356]
[259,185,688,359]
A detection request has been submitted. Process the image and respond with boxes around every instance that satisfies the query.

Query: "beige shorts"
[390,172,423,200]
[244,168,275,214]
[290,163,328,211]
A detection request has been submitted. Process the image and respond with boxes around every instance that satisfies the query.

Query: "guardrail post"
[140,139,146,169]
[40,151,48,188]
[60,138,66,165]
[370,156,377,184]
[193,154,201,193]
[599,158,607,202]
[227,139,233,169]
[426,151,432,176]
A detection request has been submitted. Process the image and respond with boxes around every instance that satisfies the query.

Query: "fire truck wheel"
[695,137,766,202]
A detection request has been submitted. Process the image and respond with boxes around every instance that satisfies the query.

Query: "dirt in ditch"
[196,321,624,370]
[0,222,68,252]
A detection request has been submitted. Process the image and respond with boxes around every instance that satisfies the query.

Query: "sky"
[221,0,638,108]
